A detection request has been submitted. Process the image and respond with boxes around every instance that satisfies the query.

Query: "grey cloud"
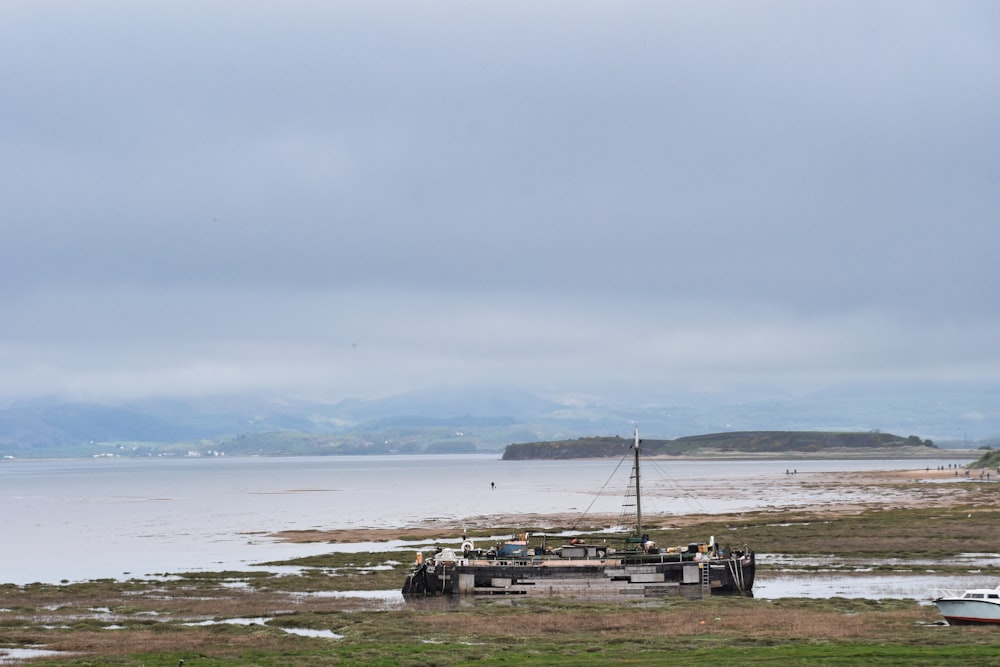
[1,2,998,404]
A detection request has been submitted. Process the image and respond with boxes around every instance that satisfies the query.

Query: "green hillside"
[501,431,937,460]
[968,448,1000,469]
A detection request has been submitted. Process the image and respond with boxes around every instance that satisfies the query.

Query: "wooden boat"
[934,585,1000,624]
[402,427,755,598]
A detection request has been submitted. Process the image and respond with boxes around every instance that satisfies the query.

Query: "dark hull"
[402,552,755,599]
[939,616,1000,625]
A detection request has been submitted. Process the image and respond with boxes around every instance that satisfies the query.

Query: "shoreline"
[507,447,980,462]
[0,447,980,463]
[642,448,979,460]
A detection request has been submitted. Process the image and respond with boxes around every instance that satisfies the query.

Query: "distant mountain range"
[1,384,997,458]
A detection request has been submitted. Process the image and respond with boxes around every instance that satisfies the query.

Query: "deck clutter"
[402,427,755,599]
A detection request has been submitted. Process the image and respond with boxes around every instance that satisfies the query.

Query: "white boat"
[933,585,1000,625]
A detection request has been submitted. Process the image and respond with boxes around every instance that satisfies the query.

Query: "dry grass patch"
[275,527,443,543]
[408,600,945,645]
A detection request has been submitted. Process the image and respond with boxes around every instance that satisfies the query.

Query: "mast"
[633,426,642,538]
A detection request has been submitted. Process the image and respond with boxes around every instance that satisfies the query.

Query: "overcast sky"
[2,1,998,405]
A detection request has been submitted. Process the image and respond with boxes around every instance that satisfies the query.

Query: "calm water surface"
[1,455,971,585]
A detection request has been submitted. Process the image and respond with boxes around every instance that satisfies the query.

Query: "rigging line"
[645,458,709,514]
[577,450,631,527]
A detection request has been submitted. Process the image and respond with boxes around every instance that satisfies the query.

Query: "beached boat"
[934,585,1000,625]
[402,428,755,599]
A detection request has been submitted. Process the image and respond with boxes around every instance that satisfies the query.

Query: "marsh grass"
[641,504,1000,559]
[4,587,998,666]
[254,549,414,592]
[4,492,1000,665]
[371,599,1000,666]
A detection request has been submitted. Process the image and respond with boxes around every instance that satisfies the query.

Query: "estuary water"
[1,454,970,586]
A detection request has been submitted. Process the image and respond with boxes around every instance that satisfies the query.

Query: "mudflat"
[273,466,995,543]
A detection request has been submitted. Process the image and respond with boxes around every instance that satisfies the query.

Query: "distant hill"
[0,393,552,458]
[1,383,998,458]
[501,431,940,460]
[968,449,1000,469]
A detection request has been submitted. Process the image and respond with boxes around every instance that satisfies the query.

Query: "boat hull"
[403,428,757,601]
[402,552,755,599]
[934,598,1000,625]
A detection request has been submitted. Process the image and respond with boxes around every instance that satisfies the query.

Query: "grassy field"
[2,588,998,665]
[2,479,998,665]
